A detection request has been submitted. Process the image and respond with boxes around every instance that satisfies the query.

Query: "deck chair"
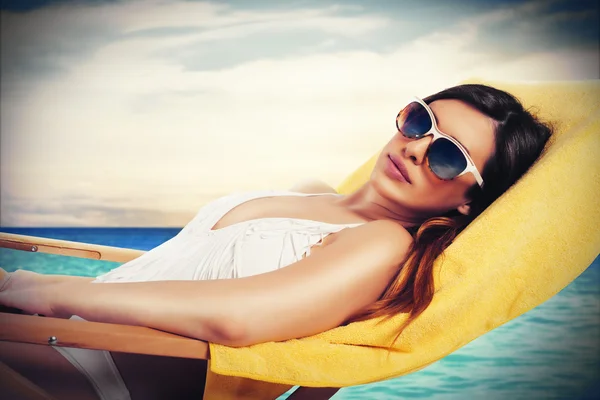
[1,79,599,400]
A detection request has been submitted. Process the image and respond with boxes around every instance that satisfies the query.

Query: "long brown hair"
[343,84,553,347]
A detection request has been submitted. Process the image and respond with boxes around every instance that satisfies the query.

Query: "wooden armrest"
[0,235,208,359]
[0,232,145,263]
[0,313,209,360]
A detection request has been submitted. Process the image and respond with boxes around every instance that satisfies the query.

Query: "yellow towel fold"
[203,80,600,400]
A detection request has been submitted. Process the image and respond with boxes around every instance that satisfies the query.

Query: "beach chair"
[1,79,599,400]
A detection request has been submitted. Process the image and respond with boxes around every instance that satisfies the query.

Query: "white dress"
[56,190,365,400]
[94,190,364,282]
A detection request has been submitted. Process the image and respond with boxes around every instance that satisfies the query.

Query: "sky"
[1,0,598,227]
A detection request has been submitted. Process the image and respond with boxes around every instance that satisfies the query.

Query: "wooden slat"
[0,233,144,263]
[0,313,209,360]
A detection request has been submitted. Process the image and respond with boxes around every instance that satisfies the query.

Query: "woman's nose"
[404,135,432,165]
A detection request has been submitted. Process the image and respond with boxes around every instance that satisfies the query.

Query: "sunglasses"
[396,97,484,188]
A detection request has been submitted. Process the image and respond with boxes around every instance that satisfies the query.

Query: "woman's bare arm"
[0,221,412,347]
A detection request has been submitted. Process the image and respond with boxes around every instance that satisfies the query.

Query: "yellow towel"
[203,80,600,400]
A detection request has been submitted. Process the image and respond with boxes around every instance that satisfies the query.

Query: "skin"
[0,99,496,398]
[336,99,496,228]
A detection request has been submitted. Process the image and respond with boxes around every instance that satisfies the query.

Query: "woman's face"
[372,99,496,220]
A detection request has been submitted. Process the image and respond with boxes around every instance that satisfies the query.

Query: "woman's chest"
[207,193,363,259]
[210,194,343,232]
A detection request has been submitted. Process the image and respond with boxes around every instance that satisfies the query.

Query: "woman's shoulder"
[327,219,414,266]
[336,218,413,241]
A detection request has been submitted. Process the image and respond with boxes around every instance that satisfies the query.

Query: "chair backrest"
[204,80,600,399]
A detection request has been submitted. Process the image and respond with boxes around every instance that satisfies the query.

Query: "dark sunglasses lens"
[428,138,467,179]
[397,102,432,138]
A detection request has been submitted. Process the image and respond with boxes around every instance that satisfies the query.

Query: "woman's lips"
[385,154,411,184]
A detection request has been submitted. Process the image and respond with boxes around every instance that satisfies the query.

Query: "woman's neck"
[332,183,424,230]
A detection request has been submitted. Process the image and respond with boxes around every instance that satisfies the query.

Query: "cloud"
[0,0,390,83]
[462,0,599,53]
[0,192,219,227]
[1,0,598,226]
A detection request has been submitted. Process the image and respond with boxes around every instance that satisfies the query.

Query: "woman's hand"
[0,286,57,317]
[0,269,69,318]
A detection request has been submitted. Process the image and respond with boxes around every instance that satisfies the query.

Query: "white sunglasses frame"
[396,97,485,188]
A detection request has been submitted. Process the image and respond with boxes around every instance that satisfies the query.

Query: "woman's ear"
[457,202,471,216]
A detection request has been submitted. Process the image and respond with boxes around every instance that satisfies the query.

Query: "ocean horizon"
[1,227,598,399]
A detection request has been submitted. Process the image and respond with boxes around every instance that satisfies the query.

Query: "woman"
[0,84,552,399]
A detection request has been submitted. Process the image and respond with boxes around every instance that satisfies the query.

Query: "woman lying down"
[0,84,552,400]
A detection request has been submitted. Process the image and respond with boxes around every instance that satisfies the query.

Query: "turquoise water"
[1,227,598,399]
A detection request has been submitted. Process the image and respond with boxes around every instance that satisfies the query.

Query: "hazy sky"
[1,0,598,227]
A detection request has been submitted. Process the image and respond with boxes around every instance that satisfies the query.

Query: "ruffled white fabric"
[94,190,364,283]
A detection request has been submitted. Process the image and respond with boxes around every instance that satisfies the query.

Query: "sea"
[1,227,598,400]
